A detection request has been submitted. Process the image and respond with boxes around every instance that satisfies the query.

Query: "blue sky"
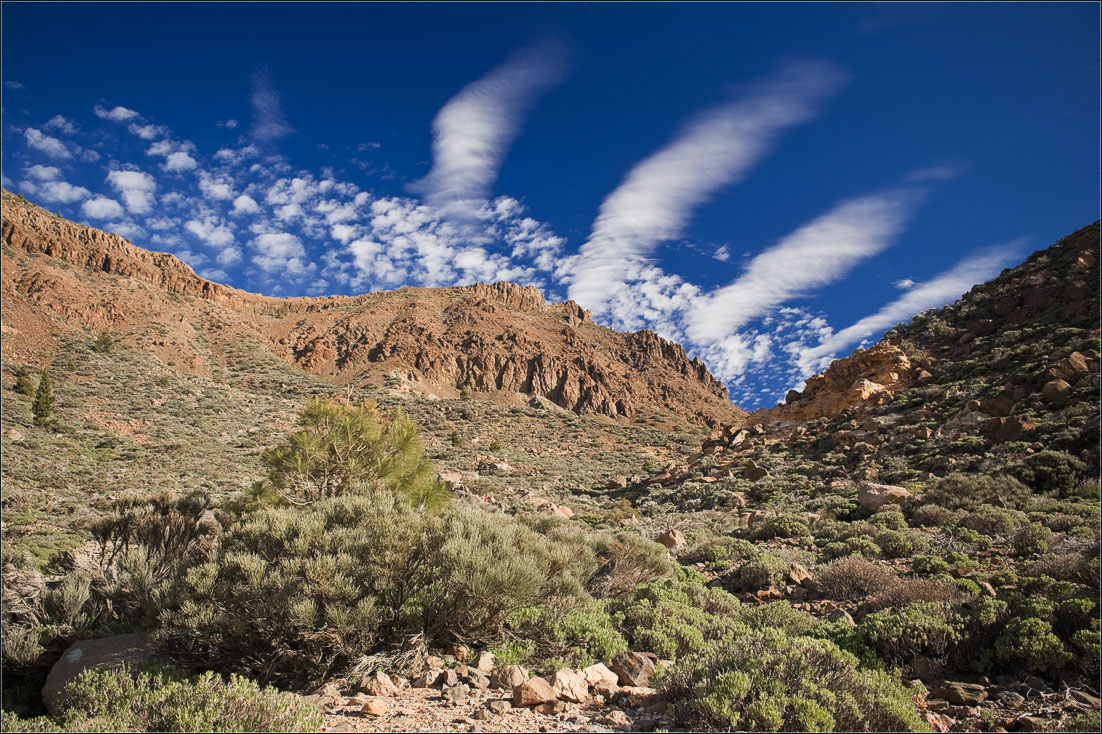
[2,2,1099,409]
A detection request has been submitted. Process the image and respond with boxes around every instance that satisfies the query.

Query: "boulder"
[358,670,399,696]
[826,608,855,626]
[580,662,619,687]
[443,683,470,705]
[1046,352,1089,385]
[535,700,567,715]
[742,460,769,482]
[361,698,389,716]
[412,670,441,688]
[456,665,490,690]
[980,395,1016,418]
[487,699,512,715]
[491,664,528,690]
[786,563,811,586]
[655,528,685,549]
[609,651,656,687]
[1042,379,1071,404]
[513,676,557,707]
[929,681,988,706]
[553,504,575,519]
[857,482,913,511]
[474,651,495,673]
[42,634,156,710]
[552,669,590,702]
[593,679,620,699]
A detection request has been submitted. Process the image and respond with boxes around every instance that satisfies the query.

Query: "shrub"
[752,514,809,541]
[919,473,1032,511]
[32,370,55,426]
[665,628,924,732]
[1002,450,1087,497]
[679,537,756,567]
[258,398,447,508]
[738,553,789,590]
[912,555,951,575]
[994,617,1072,672]
[617,574,745,660]
[13,370,36,397]
[1012,525,1054,556]
[961,505,1025,536]
[865,578,968,613]
[874,529,928,558]
[814,557,895,601]
[737,601,818,637]
[1024,554,1088,583]
[91,331,115,354]
[50,664,321,732]
[859,601,964,665]
[910,504,961,528]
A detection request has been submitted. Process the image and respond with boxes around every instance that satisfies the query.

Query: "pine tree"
[32,370,55,426]
[14,370,36,397]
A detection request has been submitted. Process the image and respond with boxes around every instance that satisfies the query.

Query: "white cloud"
[82,196,125,220]
[33,181,92,203]
[409,39,568,219]
[214,144,259,165]
[217,246,243,266]
[129,123,168,140]
[198,173,234,200]
[566,60,847,314]
[185,217,235,248]
[24,128,72,158]
[713,245,730,262]
[687,190,918,342]
[4,80,25,90]
[231,194,260,215]
[250,67,294,142]
[94,104,139,122]
[797,241,1026,375]
[25,164,61,182]
[906,163,967,183]
[162,151,198,172]
[893,277,917,289]
[43,115,78,134]
[107,169,157,214]
[252,232,313,274]
[216,119,239,129]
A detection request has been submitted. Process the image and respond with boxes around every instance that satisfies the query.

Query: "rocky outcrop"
[1,190,742,425]
[754,343,915,424]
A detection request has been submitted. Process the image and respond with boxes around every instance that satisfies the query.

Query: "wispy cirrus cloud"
[796,240,1027,374]
[566,60,848,313]
[250,67,294,143]
[687,189,920,342]
[409,39,570,220]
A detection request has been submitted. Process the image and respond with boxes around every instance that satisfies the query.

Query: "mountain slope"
[1,189,741,427]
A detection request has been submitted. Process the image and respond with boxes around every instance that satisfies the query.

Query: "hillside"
[1,189,740,427]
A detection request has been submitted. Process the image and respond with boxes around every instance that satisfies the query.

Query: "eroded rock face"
[754,344,914,423]
[1,190,742,426]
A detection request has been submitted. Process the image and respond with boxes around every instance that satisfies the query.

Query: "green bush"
[912,555,950,575]
[874,529,928,558]
[91,331,115,354]
[617,573,745,660]
[13,371,36,397]
[919,473,1032,511]
[859,601,964,665]
[738,553,789,590]
[994,617,1072,672]
[1012,525,1054,555]
[257,398,447,508]
[1002,450,1087,497]
[32,370,55,426]
[752,514,809,541]
[49,664,321,732]
[665,628,924,732]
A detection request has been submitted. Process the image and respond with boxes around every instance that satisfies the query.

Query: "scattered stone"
[619,686,660,708]
[457,665,491,690]
[491,665,528,690]
[1042,379,1071,404]
[598,710,632,728]
[474,651,495,673]
[443,683,470,705]
[534,700,567,715]
[472,708,493,722]
[552,669,590,703]
[743,459,769,481]
[440,669,460,687]
[826,608,855,626]
[655,528,685,549]
[580,663,618,687]
[1046,352,1089,385]
[513,676,557,707]
[412,670,441,688]
[359,670,399,696]
[609,651,656,687]
[857,482,913,511]
[593,679,620,699]
[42,634,156,710]
[360,698,389,716]
[609,475,629,489]
[786,562,811,586]
[451,644,470,662]
[487,700,512,715]
[929,681,988,706]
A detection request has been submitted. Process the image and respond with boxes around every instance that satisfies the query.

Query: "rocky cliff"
[1,190,741,425]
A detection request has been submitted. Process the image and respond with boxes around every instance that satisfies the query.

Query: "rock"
[980,395,1016,417]
[473,708,494,722]
[440,669,460,687]
[1070,689,1100,708]
[857,482,913,511]
[514,676,557,707]
[992,416,1036,443]
[1042,379,1072,404]
[1014,716,1046,731]
[361,698,389,716]
[474,651,495,673]
[619,686,660,708]
[412,670,441,688]
[487,699,512,715]
[742,459,769,481]
[580,663,619,687]
[785,389,803,404]
[535,700,567,715]
[598,710,633,728]
[786,562,811,586]
[552,669,590,702]
[977,580,997,597]
[457,665,491,690]
[929,681,989,706]
[491,665,528,690]
[553,504,575,519]
[7,428,23,441]
[443,683,471,705]
[609,475,629,489]
[451,643,470,661]
[609,651,656,687]
[826,608,855,626]
[1046,352,1090,385]
[42,634,156,710]
[358,670,399,696]
[593,679,620,699]
[655,528,685,549]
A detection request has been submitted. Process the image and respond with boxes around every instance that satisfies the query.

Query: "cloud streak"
[797,241,1027,374]
[687,189,920,342]
[567,60,848,313]
[250,67,294,143]
[409,39,569,219]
